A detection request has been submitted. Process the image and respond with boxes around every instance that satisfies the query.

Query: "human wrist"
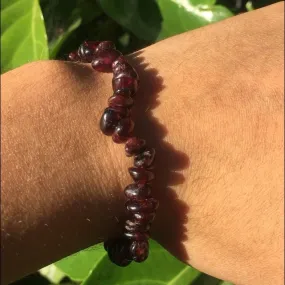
[2,4,283,282]
[1,59,131,283]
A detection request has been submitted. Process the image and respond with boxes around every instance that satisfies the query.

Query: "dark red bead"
[78,42,97,62]
[112,56,139,79]
[112,118,134,143]
[114,88,135,97]
[108,95,134,108]
[100,107,126,136]
[134,147,156,168]
[113,63,138,79]
[112,133,129,144]
[125,137,146,157]
[134,212,156,223]
[125,220,151,232]
[125,199,158,213]
[130,240,149,263]
[124,231,149,240]
[68,51,80,61]
[112,56,127,70]
[84,41,100,49]
[128,167,154,183]
[112,76,138,94]
[95,41,116,53]
[91,49,122,72]
[104,238,132,266]
[110,106,130,118]
[124,183,151,199]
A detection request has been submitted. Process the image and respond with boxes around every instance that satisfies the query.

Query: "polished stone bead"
[91,49,122,72]
[125,137,146,157]
[111,106,130,118]
[100,107,127,136]
[134,147,155,168]
[124,219,150,232]
[124,231,149,240]
[95,41,116,53]
[68,51,80,61]
[112,118,134,143]
[124,183,151,199]
[104,238,132,266]
[84,41,100,50]
[112,76,138,94]
[125,199,158,213]
[130,240,149,263]
[112,55,127,69]
[128,167,154,183]
[108,95,134,108]
[114,88,135,97]
[113,63,138,79]
[133,212,156,223]
[78,41,99,62]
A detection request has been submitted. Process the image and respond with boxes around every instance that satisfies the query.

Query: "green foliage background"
[1,0,278,284]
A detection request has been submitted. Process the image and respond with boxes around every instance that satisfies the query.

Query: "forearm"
[1,3,284,284]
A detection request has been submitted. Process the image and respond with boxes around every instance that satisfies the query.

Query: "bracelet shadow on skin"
[127,51,190,262]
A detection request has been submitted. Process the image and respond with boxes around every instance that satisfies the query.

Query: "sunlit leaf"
[156,0,233,40]
[55,244,106,281]
[55,241,201,284]
[219,281,234,285]
[83,240,201,285]
[39,264,66,284]
[1,0,48,73]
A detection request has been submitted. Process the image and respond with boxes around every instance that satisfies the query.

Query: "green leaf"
[55,244,106,282]
[39,264,66,284]
[83,240,201,285]
[219,281,234,285]
[1,0,48,73]
[49,18,82,59]
[156,0,233,41]
[192,274,222,285]
[98,0,162,42]
[98,0,233,42]
[245,1,254,11]
[40,0,102,59]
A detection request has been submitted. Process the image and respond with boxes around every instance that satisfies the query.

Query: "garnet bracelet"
[68,41,159,266]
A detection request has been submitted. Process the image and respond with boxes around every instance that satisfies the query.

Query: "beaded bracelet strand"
[68,41,159,266]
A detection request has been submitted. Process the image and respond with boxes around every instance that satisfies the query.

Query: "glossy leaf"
[40,0,102,59]
[245,1,254,11]
[1,0,48,73]
[55,240,201,284]
[193,274,223,285]
[39,264,66,284]
[156,0,233,40]
[83,240,201,285]
[55,244,105,281]
[98,0,232,42]
[219,281,234,285]
[49,18,81,59]
[98,0,162,41]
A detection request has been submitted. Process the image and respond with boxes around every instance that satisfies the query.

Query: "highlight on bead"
[68,40,158,266]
